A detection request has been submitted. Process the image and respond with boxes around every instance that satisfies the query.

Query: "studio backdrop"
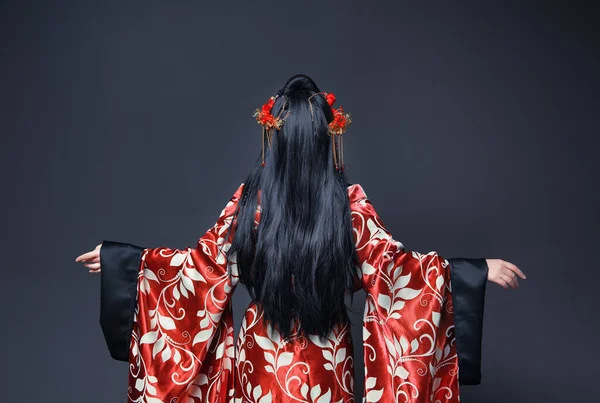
[1,1,597,402]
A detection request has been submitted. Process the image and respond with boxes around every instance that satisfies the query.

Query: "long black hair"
[226,74,359,339]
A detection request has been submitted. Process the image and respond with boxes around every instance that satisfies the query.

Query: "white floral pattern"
[352,191,459,402]
[122,183,462,402]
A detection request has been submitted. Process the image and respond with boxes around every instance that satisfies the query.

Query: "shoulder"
[347,182,368,204]
[217,183,245,219]
[233,182,245,199]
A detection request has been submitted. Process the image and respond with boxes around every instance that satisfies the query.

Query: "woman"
[76,74,525,403]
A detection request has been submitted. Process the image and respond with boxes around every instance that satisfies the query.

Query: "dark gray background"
[1,1,598,402]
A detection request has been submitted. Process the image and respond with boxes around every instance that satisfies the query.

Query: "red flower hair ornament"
[253,96,288,131]
[253,95,291,166]
[253,91,351,171]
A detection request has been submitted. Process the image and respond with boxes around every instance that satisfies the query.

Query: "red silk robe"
[99,183,488,403]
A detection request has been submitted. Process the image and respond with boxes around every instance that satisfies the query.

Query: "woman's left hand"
[75,243,102,273]
[486,258,526,289]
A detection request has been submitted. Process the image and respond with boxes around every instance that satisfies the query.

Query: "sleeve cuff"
[447,257,488,385]
[99,240,145,362]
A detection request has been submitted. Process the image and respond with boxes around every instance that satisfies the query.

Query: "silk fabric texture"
[99,183,488,403]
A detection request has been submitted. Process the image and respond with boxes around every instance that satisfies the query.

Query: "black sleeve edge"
[99,240,145,362]
[447,257,488,385]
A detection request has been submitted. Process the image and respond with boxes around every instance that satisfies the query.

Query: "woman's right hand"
[486,259,526,289]
[75,243,102,273]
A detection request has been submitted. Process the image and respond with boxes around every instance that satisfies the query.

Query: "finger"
[504,267,521,287]
[85,262,101,270]
[501,271,518,287]
[504,261,526,279]
[495,277,509,289]
[89,268,101,273]
[75,251,93,262]
[502,267,516,279]
[500,273,518,288]
[75,250,99,262]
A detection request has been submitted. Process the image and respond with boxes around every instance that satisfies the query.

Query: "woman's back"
[233,182,362,402]
[196,181,461,402]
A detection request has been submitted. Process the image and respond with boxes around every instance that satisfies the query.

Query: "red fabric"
[126,183,460,402]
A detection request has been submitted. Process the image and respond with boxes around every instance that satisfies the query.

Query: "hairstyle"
[226,74,359,340]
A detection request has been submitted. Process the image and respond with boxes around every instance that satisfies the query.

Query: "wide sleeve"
[98,183,244,402]
[350,191,488,402]
[445,257,488,385]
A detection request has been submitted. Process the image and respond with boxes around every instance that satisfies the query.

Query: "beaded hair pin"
[252,95,291,166]
[253,91,351,171]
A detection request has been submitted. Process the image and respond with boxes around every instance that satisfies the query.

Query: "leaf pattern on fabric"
[123,183,462,402]
[351,187,460,402]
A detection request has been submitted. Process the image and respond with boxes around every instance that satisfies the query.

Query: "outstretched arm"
[349,185,526,401]
[75,183,245,402]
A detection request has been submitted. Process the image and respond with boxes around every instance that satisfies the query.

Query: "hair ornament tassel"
[253,95,290,166]
[323,92,351,172]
